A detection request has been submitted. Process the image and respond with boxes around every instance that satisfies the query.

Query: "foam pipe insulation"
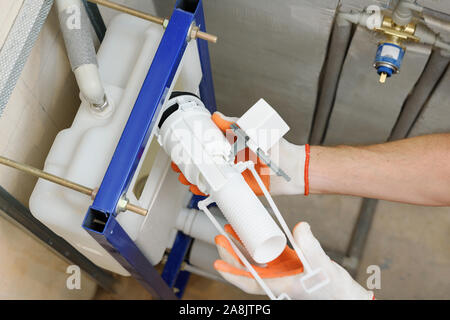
[422,14,450,37]
[390,50,450,140]
[309,18,352,145]
[56,0,106,108]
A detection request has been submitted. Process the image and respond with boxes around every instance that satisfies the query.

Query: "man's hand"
[214,222,374,300]
[171,111,310,196]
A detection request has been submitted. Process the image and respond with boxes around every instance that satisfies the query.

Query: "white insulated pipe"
[392,0,422,26]
[158,95,286,264]
[56,0,106,109]
[338,10,382,30]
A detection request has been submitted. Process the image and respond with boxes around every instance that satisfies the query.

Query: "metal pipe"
[0,155,148,216]
[87,0,217,43]
[89,0,164,24]
[309,18,352,145]
[390,50,450,140]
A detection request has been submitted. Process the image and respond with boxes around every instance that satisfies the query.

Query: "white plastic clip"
[245,161,330,295]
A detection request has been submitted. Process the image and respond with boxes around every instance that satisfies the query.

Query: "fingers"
[241,168,270,196]
[171,162,207,196]
[211,112,239,131]
[178,173,191,185]
[215,234,245,269]
[292,222,332,267]
[214,261,265,295]
[189,185,207,196]
[171,162,181,173]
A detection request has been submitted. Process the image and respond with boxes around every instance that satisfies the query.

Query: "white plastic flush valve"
[158,93,330,299]
[157,92,287,264]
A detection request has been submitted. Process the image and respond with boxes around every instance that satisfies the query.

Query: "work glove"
[171,111,310,196]
[214,222,375,300]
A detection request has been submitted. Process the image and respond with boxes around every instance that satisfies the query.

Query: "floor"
[94,194,450,300]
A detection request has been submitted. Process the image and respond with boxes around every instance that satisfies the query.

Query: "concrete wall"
[0,1,96,299]
[152,0,338,144]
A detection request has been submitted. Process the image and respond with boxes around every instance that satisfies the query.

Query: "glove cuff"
[269,142,309,196]
[304,144,310,195]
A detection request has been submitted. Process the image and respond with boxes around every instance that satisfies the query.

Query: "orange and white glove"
[214,223,374,300]
[171,111,310,196]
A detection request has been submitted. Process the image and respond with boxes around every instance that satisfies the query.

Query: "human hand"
[214,222,374,300]
[172,111,310,196]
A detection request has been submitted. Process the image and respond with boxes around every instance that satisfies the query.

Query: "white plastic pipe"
[74,64,105,106]
[176,206,226,245]
[392,0,422,26]
[188,239,221,276]
[338,11,382,30]
[158,95,286,264]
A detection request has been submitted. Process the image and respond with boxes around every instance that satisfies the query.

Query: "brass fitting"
[375,16,419,46]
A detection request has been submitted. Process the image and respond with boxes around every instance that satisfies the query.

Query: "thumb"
[211,112,238,132]
[292,222,332,268]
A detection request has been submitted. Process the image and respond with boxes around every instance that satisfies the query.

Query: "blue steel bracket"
[161,194,209,298]
[83,0,216,299]
[162,232,192,290]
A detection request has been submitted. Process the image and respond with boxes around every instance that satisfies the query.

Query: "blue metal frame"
[161,195,210,298]
[162,232,192,288]
[83,0,216,299]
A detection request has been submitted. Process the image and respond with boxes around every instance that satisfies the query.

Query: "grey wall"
[153,0,338,144]
[150,0,450,145]
[324,28,431,145]
[409,67,450,137]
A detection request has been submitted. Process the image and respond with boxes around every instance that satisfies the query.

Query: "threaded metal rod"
[87,0,218,43]
[0,155,147,216]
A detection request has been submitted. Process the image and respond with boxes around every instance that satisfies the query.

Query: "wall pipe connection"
[56,0,107,111]
[392,0,422,26]
[309,17,352,145]
[390,50,450,140]
[338,3,450,53]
